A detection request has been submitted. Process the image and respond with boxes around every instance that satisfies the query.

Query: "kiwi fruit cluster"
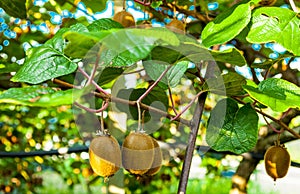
[264,144,290,181]
[89,131,162,178]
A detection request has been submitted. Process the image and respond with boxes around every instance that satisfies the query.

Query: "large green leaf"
[99,28,180,67]
[247,7,300,56]
[11,25,87,84]
[0,86,83,107]
[206,98,259,154]
[143,61,189,88]
[0,0,26,18]
[243,78,300,112]
[201,2,251,47]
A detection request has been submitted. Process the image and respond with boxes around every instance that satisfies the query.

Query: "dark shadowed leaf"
[206,98,259,154]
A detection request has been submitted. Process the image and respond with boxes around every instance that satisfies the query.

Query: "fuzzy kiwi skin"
[264,145,290,181]
[145,137,162,176]
[122,132,154,175]
[166,19,185,34]
[89,135,121,177]
[113,10,135,28]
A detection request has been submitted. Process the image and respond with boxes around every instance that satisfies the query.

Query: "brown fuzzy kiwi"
[166,19,185,34]
[89,135,121,177]
[145,137,162,176]
[264,144,290,181]
[122,132,154,175]
[113,10,135,28]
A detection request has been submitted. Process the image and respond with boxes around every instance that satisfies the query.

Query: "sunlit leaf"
[243,78,300,112]
[202,2,251,47]
[11,26,84,84]
[247,7,300,56]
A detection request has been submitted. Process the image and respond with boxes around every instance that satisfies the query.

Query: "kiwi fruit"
[145,137,162,176]
[89,135,121,178]
[264,144,290,181]
[166,18,185,34]
[113,10,135,28]
[122,132,154,175]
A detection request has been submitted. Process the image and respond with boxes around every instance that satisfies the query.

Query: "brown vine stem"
[232,96,300,139]
[178,91,207,194]
[52,78,191,126]
[177,62,215,193]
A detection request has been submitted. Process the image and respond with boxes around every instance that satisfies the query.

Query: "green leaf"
[99,28,180,67]
[243,78,300,112]
[81,0,107,13]
[0,86,83,107]
[150,46,181,64]
[181,42,246,66]
[143,61,189,88]
[201,2,251,47]
[206,98,259,154]
[210,48,246,66]
[247,7,300,56]
[63,31,112,58]
[97,67,124,86]
[115,87,168,120]
[11,25,87,84]
[0,0,27,18]
[206,72,246,96]
[87,18,123,31]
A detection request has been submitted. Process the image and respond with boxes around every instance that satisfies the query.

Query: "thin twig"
[171,90,206,121]
[262,114,282,134]
[137,65,172,103]
[78,67,109,95]
[87,54,100,86]
[74,100,109,113]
